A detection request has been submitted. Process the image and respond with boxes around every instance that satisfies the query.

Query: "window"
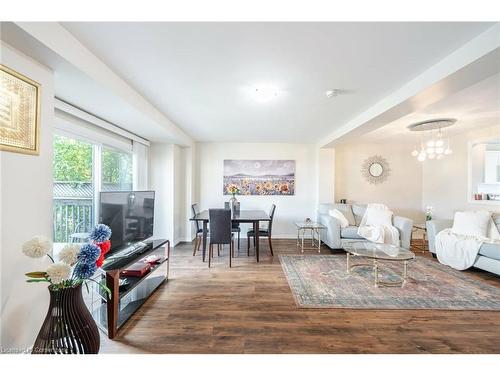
[102,147,133,191]
[53,135,134,243]
[53,134,94,243]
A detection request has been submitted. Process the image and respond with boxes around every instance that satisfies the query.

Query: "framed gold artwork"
[0,64,41,155]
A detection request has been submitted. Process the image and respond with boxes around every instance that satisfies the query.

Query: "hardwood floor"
[100,239,500,354]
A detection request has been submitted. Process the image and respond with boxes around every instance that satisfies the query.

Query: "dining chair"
[208,209,234,268]
[247,204,276,256]
[191,203,207,256]
[224,201,241,250]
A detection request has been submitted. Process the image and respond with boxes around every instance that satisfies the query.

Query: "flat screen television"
[99,191,155,254]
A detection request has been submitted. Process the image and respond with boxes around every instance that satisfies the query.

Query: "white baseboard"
[173,237,193,246]
[272,233,314,239]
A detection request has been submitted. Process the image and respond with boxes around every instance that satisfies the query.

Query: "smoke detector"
[325,89,340,98]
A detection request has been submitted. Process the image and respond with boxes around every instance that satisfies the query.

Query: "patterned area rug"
[280,254,500,310]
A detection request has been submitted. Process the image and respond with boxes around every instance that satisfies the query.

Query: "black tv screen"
[99,191,155,253]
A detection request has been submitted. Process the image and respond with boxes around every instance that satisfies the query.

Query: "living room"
[1,1,499,372]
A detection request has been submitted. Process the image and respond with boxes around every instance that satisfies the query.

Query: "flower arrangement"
[425,206,433,221]
[89,224,112,243]
[226,184,240,197]
[23,224,112,294]
[89,224,112,267]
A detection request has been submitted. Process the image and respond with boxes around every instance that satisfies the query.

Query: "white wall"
[173,145,185,243]
[149,143,194,245]
[183,145,197,241]
[423,125,500,219]
[317,148,335,205]
[0,42,54,350]
[335,142,423,221]
[149,143,175,242]
[196,142,318,237]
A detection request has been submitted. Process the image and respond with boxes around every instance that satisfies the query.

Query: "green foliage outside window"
[102,148,132,184]
[53,134,92,182]
[53,135,132,184]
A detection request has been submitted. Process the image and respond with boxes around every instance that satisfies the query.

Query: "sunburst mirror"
[361,155,391,184]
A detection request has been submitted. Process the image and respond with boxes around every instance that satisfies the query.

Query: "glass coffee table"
[344,241,415,287]
[295,222,327,253]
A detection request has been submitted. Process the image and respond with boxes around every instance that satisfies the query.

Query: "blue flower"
[73,262,97,279]
[77,243,100,264]
[89,224,112,243]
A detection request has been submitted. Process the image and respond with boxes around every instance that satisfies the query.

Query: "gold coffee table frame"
[345,242,415,288]
[295,222,327,253]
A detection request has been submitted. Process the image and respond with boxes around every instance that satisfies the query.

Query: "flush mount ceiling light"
[408,119,456,162]
[249,85,279,103]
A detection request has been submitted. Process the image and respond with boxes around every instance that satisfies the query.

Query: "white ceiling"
[359,73,500,143]
[60,22,495,143]
[0,22,192,144]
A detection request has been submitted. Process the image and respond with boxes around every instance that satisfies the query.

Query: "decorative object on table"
[120,261,152,277]
[295,221,327,253]
[226,183,239,212]
[280,254,500,310]
[408,118,455,162]
[425,206,433,221]
[24,224,112,354]
[223,159,295,195]
[361,155,391,184]
[89,223,112,267]
[0,65,41,155]
[144,254,162,264]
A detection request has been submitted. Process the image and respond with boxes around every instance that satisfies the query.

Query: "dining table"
[190,209,271,262]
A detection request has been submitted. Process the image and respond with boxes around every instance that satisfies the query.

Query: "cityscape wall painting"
[223,160,295,196]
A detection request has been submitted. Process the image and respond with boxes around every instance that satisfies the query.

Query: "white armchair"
[317,203,413,250]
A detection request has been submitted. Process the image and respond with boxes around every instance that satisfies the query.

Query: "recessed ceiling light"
[325,89,340,98]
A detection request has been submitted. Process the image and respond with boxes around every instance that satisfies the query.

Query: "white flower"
[22,236,52,258]
[46,263,71,284]
[58,244,80,265]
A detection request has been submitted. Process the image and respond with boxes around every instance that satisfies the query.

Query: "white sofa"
[426,215,500,276]
[317,203,413,250]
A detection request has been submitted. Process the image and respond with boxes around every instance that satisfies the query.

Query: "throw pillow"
[352,204,367,226]
[328,209,349,228]
[451,211,491,237]
[332,204,356,226]
[365,206,393,227]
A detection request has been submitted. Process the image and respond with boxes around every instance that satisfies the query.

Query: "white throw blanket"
[436,218,500,270]
[435,229,483,270]
[357,203,400,246]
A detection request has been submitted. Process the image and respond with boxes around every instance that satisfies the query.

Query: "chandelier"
[408,119,456,162]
